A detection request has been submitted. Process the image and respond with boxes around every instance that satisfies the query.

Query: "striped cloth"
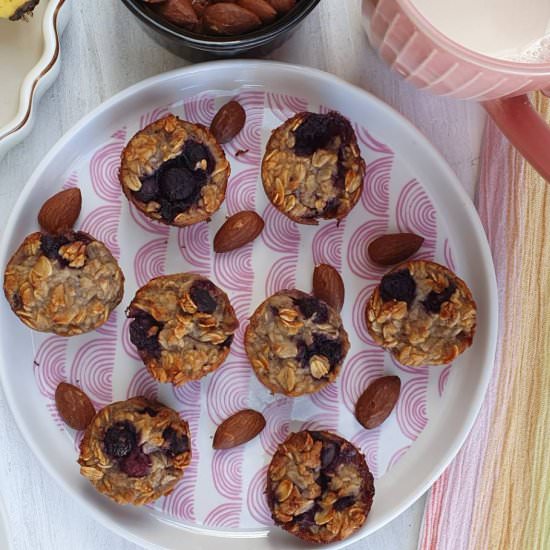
[419,92,550,550]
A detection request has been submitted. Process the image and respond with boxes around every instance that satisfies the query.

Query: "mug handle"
[483,95,550,182]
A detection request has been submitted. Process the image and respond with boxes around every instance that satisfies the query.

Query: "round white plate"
[0,60,497,550]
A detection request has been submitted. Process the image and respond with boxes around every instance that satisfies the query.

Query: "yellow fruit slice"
[0,0,39,20]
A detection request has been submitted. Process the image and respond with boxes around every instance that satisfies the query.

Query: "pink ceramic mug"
[362,0,550,181]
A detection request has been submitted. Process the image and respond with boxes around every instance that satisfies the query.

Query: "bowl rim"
[0,0,70,159]
[120,0,321,47]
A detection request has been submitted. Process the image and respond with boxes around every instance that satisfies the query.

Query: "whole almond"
[214,210,264,253]
[267,0,296,13]
[38,188,82,235]
[237,0,277,23]
[213,409,266,449]
[55,382,96,430]
[313,263,345,312]
[203,3,262,35]
[210,100,246,144]
[155,0,199,28]
[355,376,401,429]
[368,233,424,266]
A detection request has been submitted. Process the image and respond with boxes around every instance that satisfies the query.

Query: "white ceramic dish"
[0,0,70,160]
[0,60,498,549]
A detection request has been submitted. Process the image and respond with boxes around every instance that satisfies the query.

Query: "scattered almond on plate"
[213,210,264,253]
[55,382,96,431]
[368,233,424,266]
[213,409,266,449]
[312,263,345,312]
[355,375,401,430]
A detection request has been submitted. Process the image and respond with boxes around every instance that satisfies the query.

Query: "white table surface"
[0,1,487,548]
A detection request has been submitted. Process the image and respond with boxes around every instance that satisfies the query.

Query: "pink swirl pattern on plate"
[226,167,258,214]
[340,348,386,414]
[121,317,141,361]
[438,364,453,397]
[70,339,114,409]
[129,204,170,236]
[354,123,393,154]
[139,105,170,130]
[247,465,273,526]
[203,502,242,528]
[134,238,168,287]
[163,476,196,522]
[211,447,244,499]
[299,413,339,432]
[178,222,210,275]
[396,377,429,441]
[347,219,389,280]
[260,398,292,456]
[310,382,339,412]
[95,310,118,337]
[213,245,254,292]
[444,238,456,270]
[396,179,437,259]
[183,92,216,127]
[225,91,265,166]
[81,205,121,260]
[351,428,380,478]
[390,354,431,376]
[62,172,78,190]
[260,204,300,254]
[89,136,126,202]
[387,445,411,471]
[126,367,159,401]
[34,336,67,398]
[206,361,250,425]
[312,221,346,269]
[361,155,392,216]
[266,92,308,122]
[46,402,64,431]
[265,256,298,296]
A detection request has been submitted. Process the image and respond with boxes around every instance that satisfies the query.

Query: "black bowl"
[120,0,321,57]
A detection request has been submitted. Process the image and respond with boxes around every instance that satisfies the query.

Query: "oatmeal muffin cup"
[3,231,124,336]
[245,289,349,397]
[78,396,191,506]
[127,273,238,386]
[366,260,477,366]
[261,111,365,225]
[119,114,230,226]
[267,430,374,544]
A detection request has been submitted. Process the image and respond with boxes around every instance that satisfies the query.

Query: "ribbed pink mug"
[362,0,550,181]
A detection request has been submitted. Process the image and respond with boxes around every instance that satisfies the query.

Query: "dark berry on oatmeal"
[103,421,137,458]
[163,427,190,456]
[379,269,416,305]
[294,295,328,323]
[422,283,457,313]
[129,310,163,359]
[189,280,218,314]
[120,446,152,478]
[293,112,353,157]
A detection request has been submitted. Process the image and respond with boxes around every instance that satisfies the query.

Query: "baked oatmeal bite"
[127,273,238,386]
[366,260,477,366]
[119,115,230,226]
[78,396,191,505]
[267,430,374,544]
[3,231,124,336]
[261,111,365,224]
[245,289,349,397]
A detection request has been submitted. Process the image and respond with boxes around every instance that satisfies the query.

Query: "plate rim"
[0,0,70,158]
[0,59,498,550]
